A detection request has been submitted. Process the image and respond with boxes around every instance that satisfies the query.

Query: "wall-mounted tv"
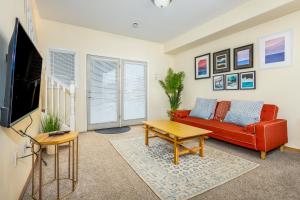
[0,18,43,127]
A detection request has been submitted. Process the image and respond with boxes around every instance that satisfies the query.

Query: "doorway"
[87,55,147,130]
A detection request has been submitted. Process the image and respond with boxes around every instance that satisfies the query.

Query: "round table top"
[34,132,79,145]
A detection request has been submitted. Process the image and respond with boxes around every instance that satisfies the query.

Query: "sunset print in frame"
[234,44,253,70]
[195,53,211,79]
[259,31,292,69]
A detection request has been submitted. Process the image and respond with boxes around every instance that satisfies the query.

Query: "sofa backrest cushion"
[260,104,278,121]
[213,101,231,121]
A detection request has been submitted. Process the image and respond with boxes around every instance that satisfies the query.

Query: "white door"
[122,60,147,126]
[87,56,147,130]
[87,55,120,130]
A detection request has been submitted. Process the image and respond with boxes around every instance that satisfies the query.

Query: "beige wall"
[173,11,300,149]
[38,19,173,132]
[0,0,41,200]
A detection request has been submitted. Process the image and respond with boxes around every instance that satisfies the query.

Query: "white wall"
[173,11,300,149]
[38,19,173,132]
[0,0,41,199]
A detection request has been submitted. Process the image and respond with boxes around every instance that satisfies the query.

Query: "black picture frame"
[213,49,230,74]
[240,71,256,90]
[234,44,254,70]
[212,75,225,91]
[194,53,211,80]
[225,73,239,90]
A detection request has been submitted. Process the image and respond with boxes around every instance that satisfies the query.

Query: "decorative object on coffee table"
[159,68,185,119]
[195,53,211,79]
[225,73,239,90]
[234,44,254,70]
[240,71,256,90]
[213,75,224,91]
[259,31,292,69]
[213,49,231,74]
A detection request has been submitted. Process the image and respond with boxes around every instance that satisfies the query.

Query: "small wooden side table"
[31,132,79,200]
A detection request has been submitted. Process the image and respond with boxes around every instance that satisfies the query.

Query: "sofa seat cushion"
[175,117,256,145]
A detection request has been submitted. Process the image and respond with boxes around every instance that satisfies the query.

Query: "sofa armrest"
[255,119,288,152]
[172,110,191,119]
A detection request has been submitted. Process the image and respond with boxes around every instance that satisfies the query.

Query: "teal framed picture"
[240,71,256,90]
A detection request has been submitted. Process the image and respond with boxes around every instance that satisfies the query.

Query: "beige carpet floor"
[23,126,300,200]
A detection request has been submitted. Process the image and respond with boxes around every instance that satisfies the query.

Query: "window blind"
[50,50,75,86]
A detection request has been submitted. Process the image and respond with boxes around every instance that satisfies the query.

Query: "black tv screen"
[0,19,42,127]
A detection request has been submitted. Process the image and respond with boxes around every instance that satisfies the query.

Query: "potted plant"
[41,113,61,154]
[159,68,185,120]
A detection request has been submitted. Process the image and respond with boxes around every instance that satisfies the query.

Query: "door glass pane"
[123,62,146,120]
[88,56,119,124]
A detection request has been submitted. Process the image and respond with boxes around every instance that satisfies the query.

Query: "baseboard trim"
[283,145,300,153]
[18,157,38,200]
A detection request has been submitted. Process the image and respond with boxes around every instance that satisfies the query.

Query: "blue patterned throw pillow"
[189,98,217,119]
[224,100,264,126]
[224,112,259,126]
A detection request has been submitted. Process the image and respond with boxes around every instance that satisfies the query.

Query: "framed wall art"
[240,71,256,90]
[259,31,292,69]
[225,73,239,90]
[213,75,224,91]
[213,49,230,74]
[234,44,253,70]
[195,53,211,79]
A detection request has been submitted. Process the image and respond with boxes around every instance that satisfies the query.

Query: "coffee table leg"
[145,125,149,146]
[174,137,179,165]
[199,136,205,157]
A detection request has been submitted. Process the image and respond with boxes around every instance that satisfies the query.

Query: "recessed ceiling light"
[132,22,139,28]
[152,0,173,8]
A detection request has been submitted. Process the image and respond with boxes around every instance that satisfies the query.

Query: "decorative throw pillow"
[189,98,217,119]
[213,101,231,121]
[224,100,264,126]
[230,100,264,121]
[224,112,259,126]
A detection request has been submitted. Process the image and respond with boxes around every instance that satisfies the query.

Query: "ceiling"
[36,0,249,43]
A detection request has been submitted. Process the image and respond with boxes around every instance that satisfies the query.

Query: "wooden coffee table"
[143,120,212,165]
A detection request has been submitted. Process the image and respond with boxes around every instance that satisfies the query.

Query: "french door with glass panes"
[87,55,147,130]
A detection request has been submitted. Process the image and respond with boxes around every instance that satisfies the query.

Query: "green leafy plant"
[41,113,61,133]
[159,68,185,118]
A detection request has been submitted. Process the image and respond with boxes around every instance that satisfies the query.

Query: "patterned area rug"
[110,137,259,200]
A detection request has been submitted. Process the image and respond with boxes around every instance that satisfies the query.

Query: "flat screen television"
[0,18,43,128]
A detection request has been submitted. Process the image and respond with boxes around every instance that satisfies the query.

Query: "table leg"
[31,143,34,198]
[68,141,71,179]
[174,137,179,165]
[39,145,42,200]
[54,145,57,179]
[76,137,79,183]
[72,140,75,191]
[57,145,60,199]
[145,125,149,146]
[199,136,205,157]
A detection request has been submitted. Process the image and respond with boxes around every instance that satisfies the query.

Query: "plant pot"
[168,110,176,121]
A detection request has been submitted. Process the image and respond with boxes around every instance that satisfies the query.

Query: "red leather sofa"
[173,101,288,159]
